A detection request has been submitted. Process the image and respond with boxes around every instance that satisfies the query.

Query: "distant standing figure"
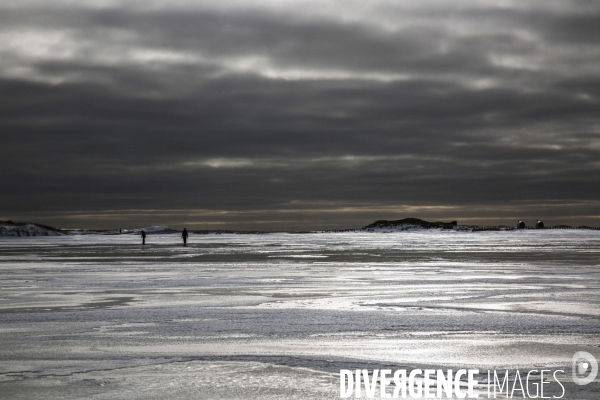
[141,230,146,245]
[182,228,188,246]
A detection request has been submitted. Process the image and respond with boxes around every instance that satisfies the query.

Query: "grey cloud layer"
[1,1,599,229]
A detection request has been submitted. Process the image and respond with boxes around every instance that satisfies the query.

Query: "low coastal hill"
[0,221,65,236]
[361,218,600,231]
[362,218,457,231]
[0,222,178,236]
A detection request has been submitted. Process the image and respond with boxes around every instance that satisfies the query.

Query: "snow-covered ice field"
[0,230,599,399]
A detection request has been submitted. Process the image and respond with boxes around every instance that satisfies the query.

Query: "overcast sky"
[1,0,599,230]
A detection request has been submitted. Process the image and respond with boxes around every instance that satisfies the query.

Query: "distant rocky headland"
[0,221,177,237]
[0,221,65,237]
[1,218,599,237]
[360,218,600,232]
[362,218,458,231]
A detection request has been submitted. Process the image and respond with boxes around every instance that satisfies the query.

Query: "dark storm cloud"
[1,0,599,229]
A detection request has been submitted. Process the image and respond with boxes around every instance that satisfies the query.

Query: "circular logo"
[572,351,598,385]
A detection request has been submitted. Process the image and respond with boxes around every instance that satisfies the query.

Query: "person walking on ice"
[141,229,146,245]
[182,228,188,246]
